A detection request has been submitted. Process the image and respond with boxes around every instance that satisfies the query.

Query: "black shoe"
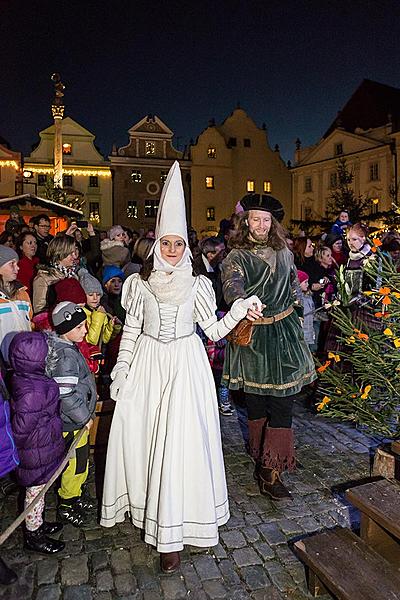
[41,521,63,535]
[74,494,96,511]
[57,503,84,527]
[24,528,65,555]
[0,557,17,585]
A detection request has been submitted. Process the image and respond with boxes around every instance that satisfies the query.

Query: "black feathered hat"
[240,194,284,222]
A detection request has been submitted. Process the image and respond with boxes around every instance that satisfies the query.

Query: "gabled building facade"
[190,108,291,234]
[291,79,400,224]
[110,115,191,231]
[0,138,21,198]
[24,117,113,227]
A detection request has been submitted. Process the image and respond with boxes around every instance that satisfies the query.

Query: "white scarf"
[148,241,194,305]
[349,243,371,261]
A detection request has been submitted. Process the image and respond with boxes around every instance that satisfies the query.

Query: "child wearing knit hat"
[79,270,121,348]
[296,270,316,351]
[47,302,97,527]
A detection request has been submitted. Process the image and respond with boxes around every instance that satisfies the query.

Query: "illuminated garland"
[26,166,111,177]
[0,160,20,170]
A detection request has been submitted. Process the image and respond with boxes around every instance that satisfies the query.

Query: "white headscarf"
[147,161,194,304]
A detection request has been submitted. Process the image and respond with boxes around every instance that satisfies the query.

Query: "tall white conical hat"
[155,160,188,244]
[149,161,192,272]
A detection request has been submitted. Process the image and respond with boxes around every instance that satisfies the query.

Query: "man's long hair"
[228,212,287,251]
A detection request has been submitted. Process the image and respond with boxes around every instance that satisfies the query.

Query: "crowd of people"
[0,177,397,584]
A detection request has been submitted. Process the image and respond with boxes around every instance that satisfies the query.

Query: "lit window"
[334,143,343,156]
[263,180,271,193]
[131,170,142,183]
[145,199,159,218]
[38,174,47,186]
[329,172,337,189]
[205,176,214,189]
[304,176,312,193]
[89,202,100,223]
[247,180,255,193]
[146,142,155,155]
[207,207,215,221]
[62,143,72,155]
[63,175,73,187]
[244,138,251,147]
[160,171,168,183]
[208,147,216,159]
[89,176,98,187]
[369,163,379,181]
[127,200,138,219]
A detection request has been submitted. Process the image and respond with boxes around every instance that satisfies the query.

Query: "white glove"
[110,369,128,401]
[230,295,263,321]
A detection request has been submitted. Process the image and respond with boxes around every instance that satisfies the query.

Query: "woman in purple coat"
[9,331,66,554]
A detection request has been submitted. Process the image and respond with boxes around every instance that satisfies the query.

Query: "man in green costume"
[221,194,316,499]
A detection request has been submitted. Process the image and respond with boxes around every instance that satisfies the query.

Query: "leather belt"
[253,305,293,325]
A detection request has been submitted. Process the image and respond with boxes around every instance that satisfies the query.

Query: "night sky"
[1,0,400,162]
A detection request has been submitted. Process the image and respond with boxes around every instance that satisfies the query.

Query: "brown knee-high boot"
[259,427,295,500]
[248,418,267,480]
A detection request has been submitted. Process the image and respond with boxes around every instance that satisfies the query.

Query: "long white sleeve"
[194,276,260,342]
[112,274,144,376]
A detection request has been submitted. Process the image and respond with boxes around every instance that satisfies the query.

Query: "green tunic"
[221,246,316,397]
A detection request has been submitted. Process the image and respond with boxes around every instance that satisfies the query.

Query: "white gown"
[101,273,248,552]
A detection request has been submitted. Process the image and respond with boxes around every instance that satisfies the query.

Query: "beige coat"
[32,267,65,315]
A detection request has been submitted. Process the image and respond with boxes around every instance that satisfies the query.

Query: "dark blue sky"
[1,0,400,162]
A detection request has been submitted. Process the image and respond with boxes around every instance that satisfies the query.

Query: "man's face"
[247,210,272,242]
[10,212,19,220]
[206,243,225,267]
[35,219,51,238]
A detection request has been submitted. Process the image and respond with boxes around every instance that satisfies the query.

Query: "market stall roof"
[0,194,83,217]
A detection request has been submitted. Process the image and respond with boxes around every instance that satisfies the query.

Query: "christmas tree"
[317,243,400,438]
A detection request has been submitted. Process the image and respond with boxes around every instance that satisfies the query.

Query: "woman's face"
[3,235,15,249]
[332,240,343,252]
[347,232,365,252]
[59,246,79,268]
[105,277,122,295]
[319,248,332,267]
[21,234,37,259]
[160,235,186,266]
[304,239,314,257]
[0,259,19,282]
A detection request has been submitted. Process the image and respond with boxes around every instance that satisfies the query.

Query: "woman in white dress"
[100,162,262,573]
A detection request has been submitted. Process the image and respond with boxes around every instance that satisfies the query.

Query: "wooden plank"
[293,528,400,600]
[346,479,400,540]
[360,513,400,566]
[89,399,114,450]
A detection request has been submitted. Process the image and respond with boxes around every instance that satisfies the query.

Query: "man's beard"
[250,231,269,243]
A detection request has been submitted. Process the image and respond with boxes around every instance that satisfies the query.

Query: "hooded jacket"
[0,375,19,478]
[9,331,65,487]
[45,332,97,431]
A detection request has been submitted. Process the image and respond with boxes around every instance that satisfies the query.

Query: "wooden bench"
[346,478,400,565]
[293,528,400,599]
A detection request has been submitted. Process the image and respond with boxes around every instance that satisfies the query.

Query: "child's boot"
[57,498,85,527]
[24,525,65,554]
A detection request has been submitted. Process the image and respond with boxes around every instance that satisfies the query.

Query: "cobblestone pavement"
[0,399,379,600]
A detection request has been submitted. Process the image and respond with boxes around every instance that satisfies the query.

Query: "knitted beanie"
[108,225,124,240]
[0,245,18,268]
[79,270,103,297]
[54,278,86,305]
[297,270,309,284]
[52,302,87,335]
[102,265,125,285]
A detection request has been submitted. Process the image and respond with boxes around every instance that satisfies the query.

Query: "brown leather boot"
[259,467,291,500]
[248,417,267,481]
[160,551,181,574]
